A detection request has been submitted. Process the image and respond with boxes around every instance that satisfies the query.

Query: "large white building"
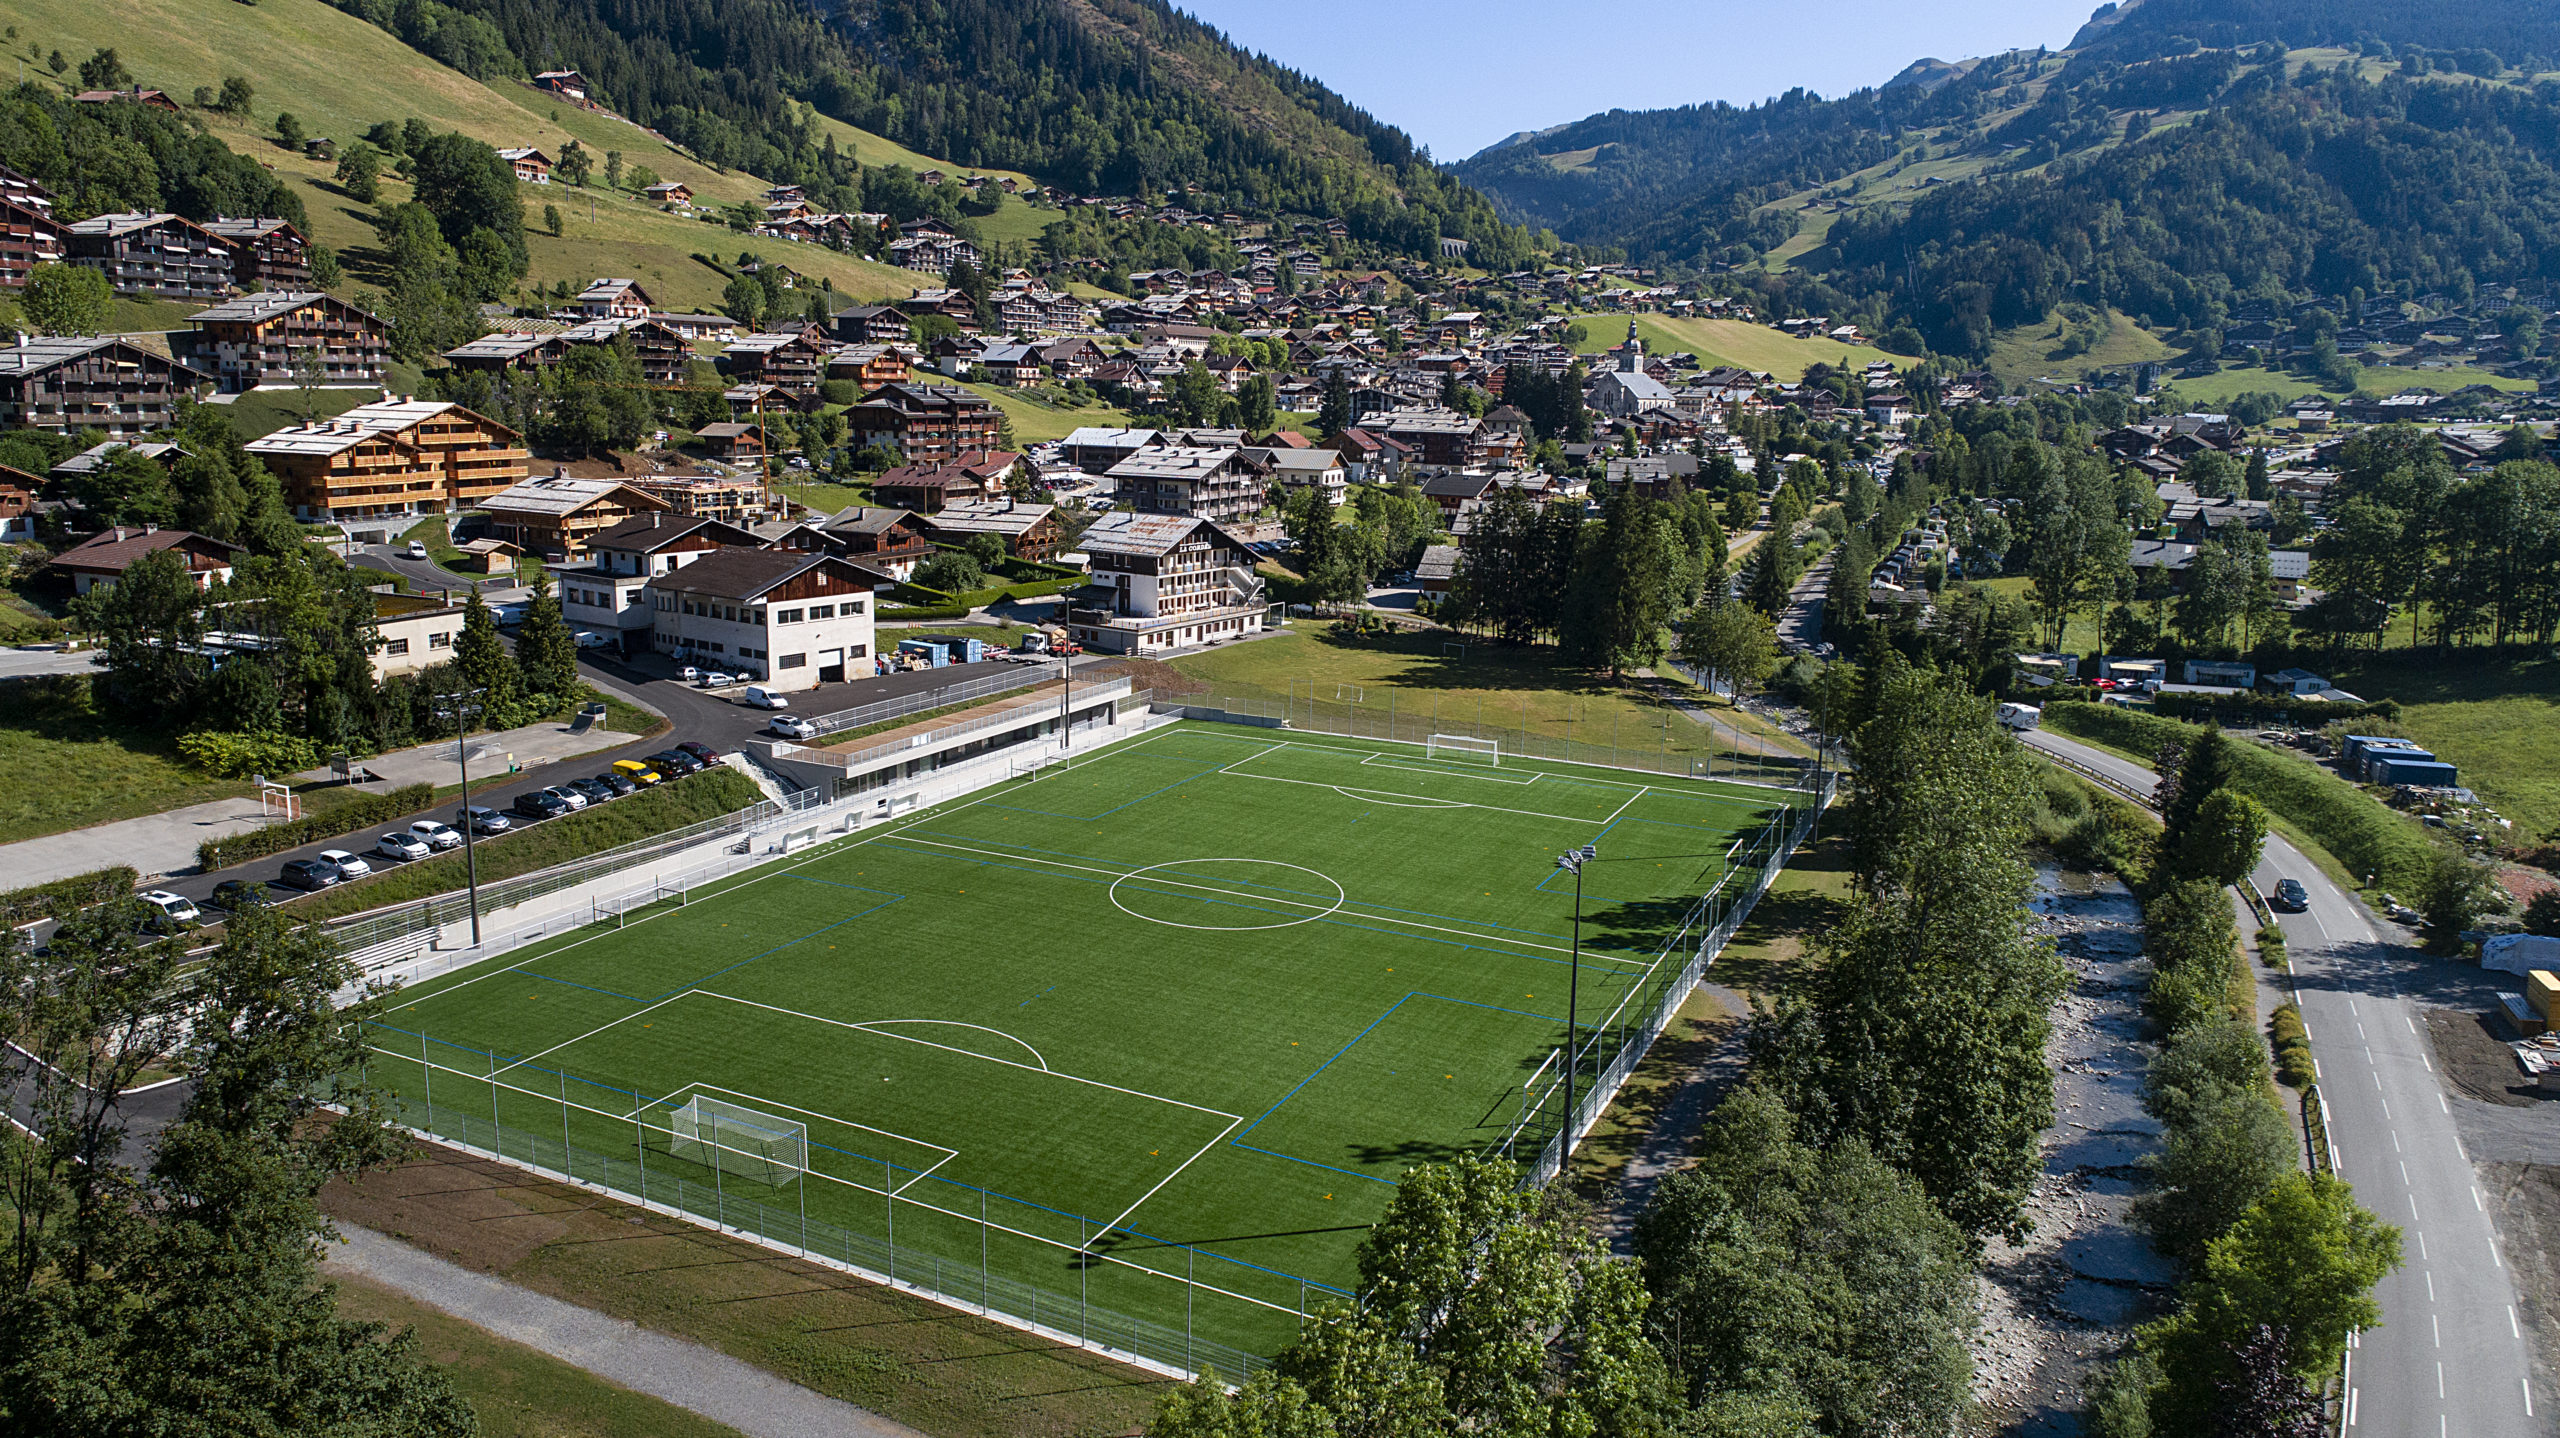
[1065,512,1272,655]
[559,513,765,653]
[641,547,888,688]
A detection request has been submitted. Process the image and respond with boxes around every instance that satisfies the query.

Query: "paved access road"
[2022,728,2540,1437]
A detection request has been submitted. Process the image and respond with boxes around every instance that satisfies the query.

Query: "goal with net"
[663,1095,807,1185]
[1426,734,1500,766]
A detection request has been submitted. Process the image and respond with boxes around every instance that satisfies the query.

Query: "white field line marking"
[1225,729,1772,806]
[1330,785,1470,809]
[374,1044,1320,1316]
[894,832,1653,969]
[851,1019,1050,1071]
[661,1080,959,1165]
[1598,787,1645,828]
[695,991,1243,1120]
[494,992,694,1078]
[1221,764,1621,827]
[1359,752,1541,785]
[1093,1114,1244,1242]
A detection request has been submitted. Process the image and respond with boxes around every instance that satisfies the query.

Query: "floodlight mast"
[1552,842,1596,1159]
[432,686,489,945]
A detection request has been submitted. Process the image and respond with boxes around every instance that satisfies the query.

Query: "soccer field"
[364,721,1806,1368]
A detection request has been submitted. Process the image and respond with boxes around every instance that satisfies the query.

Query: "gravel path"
[325,1223,924,1438]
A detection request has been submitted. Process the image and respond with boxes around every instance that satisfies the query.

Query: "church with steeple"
[1588,318,1674,417]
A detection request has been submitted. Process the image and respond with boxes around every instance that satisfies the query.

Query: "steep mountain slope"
[333,0,1538,268]
[1454,0,2560,355]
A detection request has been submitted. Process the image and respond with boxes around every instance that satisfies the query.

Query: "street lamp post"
[1553,842,1596,1156]
[434,686,489,946]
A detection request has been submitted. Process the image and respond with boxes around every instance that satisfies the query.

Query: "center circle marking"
[1107,858,1346,931]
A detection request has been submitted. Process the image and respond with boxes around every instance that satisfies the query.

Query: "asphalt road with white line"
[2022,727,2540,1436]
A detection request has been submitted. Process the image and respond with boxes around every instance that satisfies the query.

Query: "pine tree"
[451,590,519,711]
[516,574,579,699]
[1317,369,1352,443]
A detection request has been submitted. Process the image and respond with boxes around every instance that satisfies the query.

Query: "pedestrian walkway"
[324,1224,923,1438]
[0,716,640,888]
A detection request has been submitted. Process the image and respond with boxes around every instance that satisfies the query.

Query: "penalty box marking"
[694,991,1245,1240]
[645,1080,960,1195]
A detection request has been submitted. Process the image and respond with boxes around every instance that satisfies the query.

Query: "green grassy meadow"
[1564,313,1899,379]
[365,723,1792,1361]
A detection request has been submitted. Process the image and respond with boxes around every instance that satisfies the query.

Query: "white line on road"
[2524,1379,2534,1418]
[2417,1230,2427,1260]
[2426,1269,2436,1300]
[2475,1187,2485,1212]
[2366,1045,2375,1063]
[2401,1161,2411,1186]
[2406,1014,2416,1033]
[2359,1023,2368,1039]
[2393,1130,2403,1153]
[2440,1092,2450,1113]
[2350,999,2361,1016]
[2434,1313,2441,1347]
[2422,1051,2433,1072]
[2513,1306,2523,1339]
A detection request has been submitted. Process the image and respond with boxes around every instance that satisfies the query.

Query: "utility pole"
[1552,841,1595,1157]
[1058,652,1073,751]
[434,686,490,945]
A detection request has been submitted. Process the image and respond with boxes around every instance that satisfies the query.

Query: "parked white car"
[409,819,463,850]
[699,671,734,688]
[676,665,702,682]
[375,831,431,862]
[767,715,819,741]
[317,848,373,879]
[544,784,589,811]
[137,890,200,925]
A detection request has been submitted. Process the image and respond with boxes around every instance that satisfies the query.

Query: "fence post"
[885,1159,896,1282]
[981,1187,990,1315]
[559,1066,571,1184]
[1079,1215,1089,1345]
[1185,1246,1195,1375]
[420,1030,432,1125]
[635,1099,648,1208]
[488,1048,502,1159]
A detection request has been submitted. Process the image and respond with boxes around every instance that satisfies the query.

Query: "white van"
[740,686,790,710]
[1996,702,2042,732]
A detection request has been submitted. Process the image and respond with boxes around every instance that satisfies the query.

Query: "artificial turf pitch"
[367,721,1786,1359]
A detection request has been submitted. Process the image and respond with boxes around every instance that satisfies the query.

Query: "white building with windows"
[640,548,888,689]
[1065,512,1272,655]
[559,513,764,653]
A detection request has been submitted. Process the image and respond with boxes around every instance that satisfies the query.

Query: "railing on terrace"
[800,663,1064,739]
[775,678,1134,773]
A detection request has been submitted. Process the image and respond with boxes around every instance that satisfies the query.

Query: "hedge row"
[2255,924,2289,972]
[2040,702,2439,893]
[2151,690,2401,726]
[199,784,435,872]
[279,767,765,923]
[878,603,971,622]
[2269,1003,2316,1087]
[0,866,139,927]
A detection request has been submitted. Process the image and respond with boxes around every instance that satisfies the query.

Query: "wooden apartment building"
[0,336,211,438]
[245,399,529,523]
[202,218,311,291]
[187,291,389,393]
[65,212,232,299]
[843,382,1001,464]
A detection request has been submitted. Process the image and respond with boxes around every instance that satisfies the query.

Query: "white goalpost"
[663,1095,808,1185]
[1011,750,1066,782]
[1426,734,1501,766]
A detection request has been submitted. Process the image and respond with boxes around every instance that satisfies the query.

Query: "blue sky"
[1176,0,2108,159]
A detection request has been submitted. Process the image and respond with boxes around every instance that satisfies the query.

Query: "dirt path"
[326,1224,922,1438]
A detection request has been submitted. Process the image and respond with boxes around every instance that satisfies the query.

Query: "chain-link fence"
[1172,676,1818,786]
[1511,768,1832,1183]
[360,1026,1340,1379]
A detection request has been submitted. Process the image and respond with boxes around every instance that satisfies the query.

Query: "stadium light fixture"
[1553,843,1596,1156]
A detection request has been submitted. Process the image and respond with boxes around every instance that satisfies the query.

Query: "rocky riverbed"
[1971,865,2177,1435]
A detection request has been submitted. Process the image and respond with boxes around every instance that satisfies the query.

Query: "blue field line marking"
[640,891,907,1003]
[1226,991,1570,1188]
[513,970,647,1003]
[873,839,1626,969]
[892,829,1596,947]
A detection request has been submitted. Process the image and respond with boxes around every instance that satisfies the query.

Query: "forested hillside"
[1453,0,2560,357]
[327,0,1537,267]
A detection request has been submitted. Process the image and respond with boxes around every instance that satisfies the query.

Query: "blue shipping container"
[2369,756,2458,788]
[897,639,950,668]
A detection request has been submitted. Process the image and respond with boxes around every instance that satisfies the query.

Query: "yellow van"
[612,759,662,786]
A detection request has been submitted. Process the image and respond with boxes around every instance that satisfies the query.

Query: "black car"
[650,749,703,776]
[568,777,615,805]
[278,857,343,891]
[210,879,276,913]
[593,769,637,797]
[677,740,720,764]
[2271,878,2309,913]
[513,789,573,821]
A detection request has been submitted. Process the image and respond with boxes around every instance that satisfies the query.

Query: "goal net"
[1426,734,1500,766]
[664,1095,807,1185]
[1011,750,1066,782]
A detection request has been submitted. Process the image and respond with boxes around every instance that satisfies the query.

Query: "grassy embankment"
[279,765,764,921]
[2039,702,2440,895]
